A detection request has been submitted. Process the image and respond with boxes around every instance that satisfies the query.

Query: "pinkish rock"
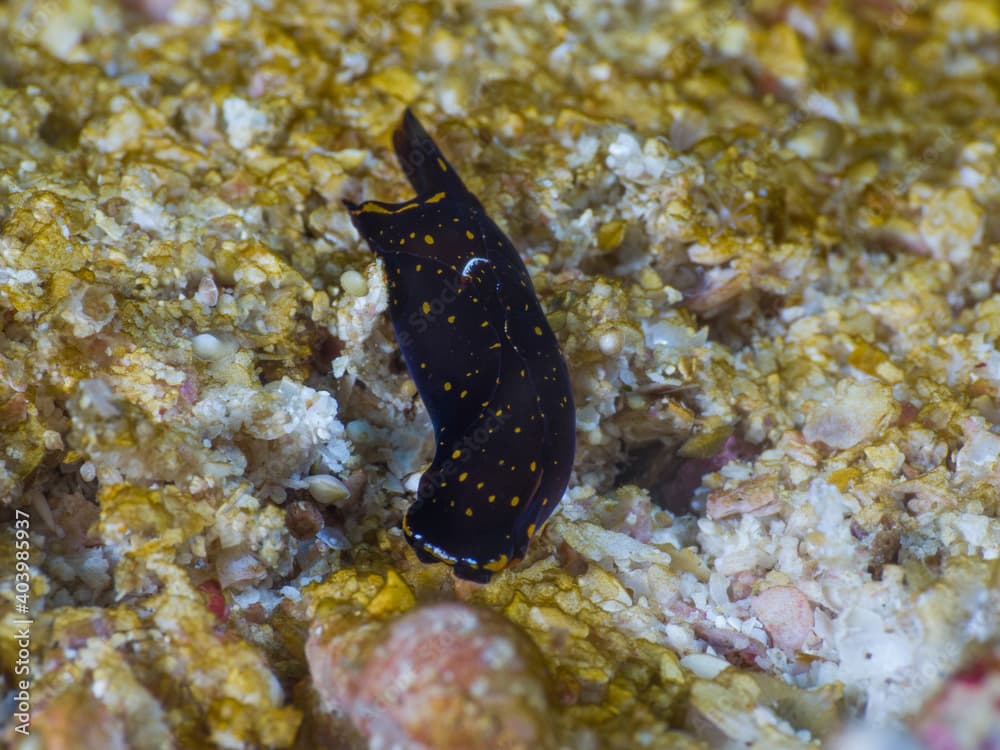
[751,585,814,652]
[914,645,1000,750]
[306,601,556,750]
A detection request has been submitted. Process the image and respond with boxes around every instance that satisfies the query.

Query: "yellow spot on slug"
[452,449,461,459]
[426,191,447,203]
[465,507,473,517]
[460,390,468,398]
[444,382,452,391]
[534,326,543,335]
[488,494,496,503]
[530,461,537,472]
[466,230,475,240]
[511,496,520,507]
[448,315,456,323]
[422,301,431,314]
[527,523,536,538]
[424,234,435,245]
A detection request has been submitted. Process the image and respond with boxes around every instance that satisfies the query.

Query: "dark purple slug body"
[344,111,575,581]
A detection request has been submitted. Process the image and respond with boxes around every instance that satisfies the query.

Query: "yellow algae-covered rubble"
[2,1,1000,748]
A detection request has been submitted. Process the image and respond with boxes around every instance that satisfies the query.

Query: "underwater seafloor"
[2,1,999,748]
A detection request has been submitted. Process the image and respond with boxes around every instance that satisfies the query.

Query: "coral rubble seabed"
[1,1,999,748]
